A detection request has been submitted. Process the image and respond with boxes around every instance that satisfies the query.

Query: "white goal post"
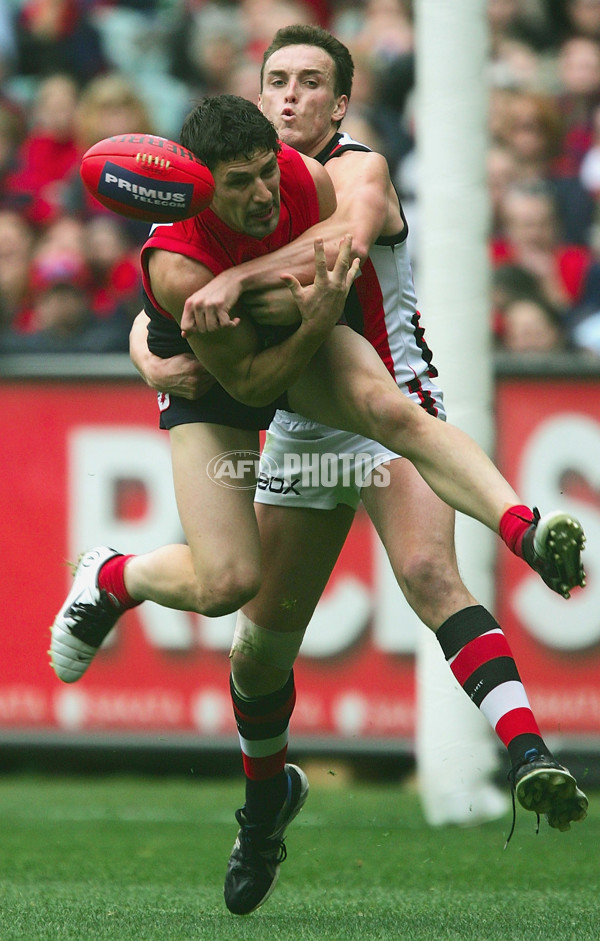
[413,0,507,824]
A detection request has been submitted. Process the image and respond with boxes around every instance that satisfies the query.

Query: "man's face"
[259,45,348,158]
[210,149,281,238]
[503,192,555,250]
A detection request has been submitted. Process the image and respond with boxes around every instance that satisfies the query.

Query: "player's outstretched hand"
[280,235,360,335]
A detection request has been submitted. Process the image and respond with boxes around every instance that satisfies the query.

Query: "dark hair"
[180,95,280,170]
[260,25,354,101]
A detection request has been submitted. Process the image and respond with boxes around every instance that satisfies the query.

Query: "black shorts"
[146,293,288,431]
[157,384,282,430]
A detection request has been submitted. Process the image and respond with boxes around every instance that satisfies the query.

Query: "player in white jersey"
[124,27,587,915]
[257,128,446,512]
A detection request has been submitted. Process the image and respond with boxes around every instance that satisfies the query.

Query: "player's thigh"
[287,326,406,436]
[169,422,262,576]
[245,501,355,632]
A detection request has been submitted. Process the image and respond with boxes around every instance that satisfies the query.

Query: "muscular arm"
[149,237,359,407]
[129,310,216,399]
[182,150,401,333]
[238,150,400,277]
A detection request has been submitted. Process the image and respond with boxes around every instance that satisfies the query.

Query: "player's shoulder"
[317,132,388,175]
[277,141,307,170]
[322,135,390,191]
[319,132,373,161]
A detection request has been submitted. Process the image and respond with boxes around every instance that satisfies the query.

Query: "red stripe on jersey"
[495,707,542,746]
[242,746,289,781]
[450,632,513,686]
[354,258,396,379]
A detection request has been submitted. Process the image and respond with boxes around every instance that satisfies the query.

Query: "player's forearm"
[233,214,368,295]
[129,311,154,383]
[234,163,389,293]
[222,322,332,408]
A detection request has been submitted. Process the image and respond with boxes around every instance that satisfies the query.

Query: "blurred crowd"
[1,0,600,357]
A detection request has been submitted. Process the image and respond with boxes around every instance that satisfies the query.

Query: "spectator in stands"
[340,50,388,158]
[5,73,79,227]
[16,212,141,332]
[73,72,154,157]
[0,102,26,212]
[83,215,141,323]
[14,0,107,83]
[0,209,34,331]
[564,0,600,43]
[224,55,262,102]
[490,261,543,340]
[493,180,592,312]
[488,143,519,237]
[492,86,594,242]
[500,294,569,353]
[167,2,247,97]
[34,213,85,259]
[554,35,600,176]
[489,0,556,56]
[495,90,563,181]
[61,72,154,241]
[0,250,130,354]
[241,0,313,61]
[578,98,600,199]
[334,0,414,61]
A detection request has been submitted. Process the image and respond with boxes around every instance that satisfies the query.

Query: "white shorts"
[255,412,401,511]
[256,383,447,511]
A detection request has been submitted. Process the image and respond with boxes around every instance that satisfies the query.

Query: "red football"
[80,133,215,223]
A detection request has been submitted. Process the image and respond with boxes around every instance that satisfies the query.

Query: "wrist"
[235,266,258,295]
[296,319,331,348]
[297,317,321,335]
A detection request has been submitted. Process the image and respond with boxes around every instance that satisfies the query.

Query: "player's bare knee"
[229,611,304,696]
[194,567,261,617]
[401,553,471,624]
[367,388,416,444]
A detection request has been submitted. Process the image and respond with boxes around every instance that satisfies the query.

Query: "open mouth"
[253,206,274,220]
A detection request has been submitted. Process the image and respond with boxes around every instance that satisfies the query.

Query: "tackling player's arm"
[149,236,359,408]
[129,309,215,400]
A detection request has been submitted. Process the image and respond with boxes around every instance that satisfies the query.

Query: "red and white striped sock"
[436,605,546,765]
[230,671,296,822]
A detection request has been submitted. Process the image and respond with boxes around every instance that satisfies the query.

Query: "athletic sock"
[436,605,547,766]
[230,671,296,824]
[98,554,141,609]
[499,505,536,560]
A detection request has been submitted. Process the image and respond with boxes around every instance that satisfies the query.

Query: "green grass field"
[0,770,596,941]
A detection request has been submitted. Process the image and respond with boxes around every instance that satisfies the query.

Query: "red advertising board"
[2,374,599,746]
[1,379,416,745]
[495,378,600,740]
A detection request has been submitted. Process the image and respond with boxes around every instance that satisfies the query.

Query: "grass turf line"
[0,774,595,940]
